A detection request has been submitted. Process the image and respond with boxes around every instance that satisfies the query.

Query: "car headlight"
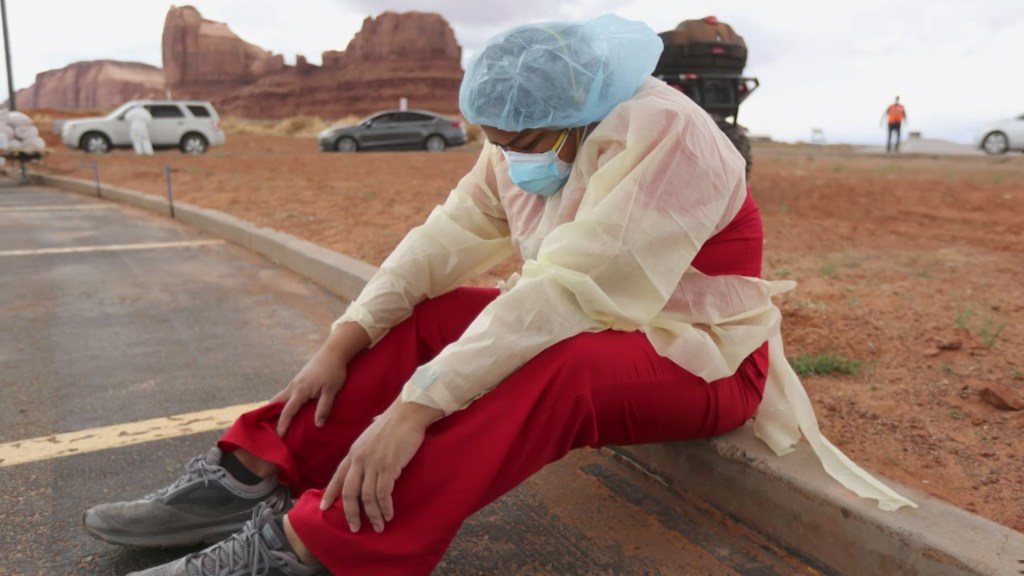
[318,129,334,139]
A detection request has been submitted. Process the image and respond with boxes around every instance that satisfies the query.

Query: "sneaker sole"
[82,487,293,548]
[82,515,251,548]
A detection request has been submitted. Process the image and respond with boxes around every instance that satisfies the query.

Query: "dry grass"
[24,107,488,145]
[464,122,484,144]
[25,109,103,136]
[219,115,359,138]
[222,114,488,144]
[25,108,103,120]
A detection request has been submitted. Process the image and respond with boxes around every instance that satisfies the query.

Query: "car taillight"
[685,73,698,80]
[213,120,221,129]
[452,121,462,129]
[703,15,719,25]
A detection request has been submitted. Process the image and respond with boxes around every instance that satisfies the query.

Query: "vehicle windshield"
[105,102,138,120]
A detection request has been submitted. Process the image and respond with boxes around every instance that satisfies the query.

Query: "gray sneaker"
[126,503,327,576]
[84,447,291,548]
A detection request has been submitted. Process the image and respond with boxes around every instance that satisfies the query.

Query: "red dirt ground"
[27,129,1024,532]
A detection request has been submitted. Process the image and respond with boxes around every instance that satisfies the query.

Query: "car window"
[398,113,434,123]
[187,105,212,118]
[371,113,400,125]
[148,105,185,119]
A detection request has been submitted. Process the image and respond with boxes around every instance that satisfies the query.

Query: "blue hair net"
[459,14,663,131]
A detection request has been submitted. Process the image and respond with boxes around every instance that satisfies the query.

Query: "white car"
[974,114,1024,155]
[61,100,226,154]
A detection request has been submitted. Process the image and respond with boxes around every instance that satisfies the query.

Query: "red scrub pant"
[219,286,769,576]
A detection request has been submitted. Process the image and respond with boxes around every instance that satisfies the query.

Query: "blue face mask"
[502,129,572,197]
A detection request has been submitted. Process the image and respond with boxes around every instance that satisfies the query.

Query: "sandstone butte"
[11,6,464,119]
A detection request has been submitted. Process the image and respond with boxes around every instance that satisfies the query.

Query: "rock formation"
[162,5,285,100]
[11,61,164,112]
[13,7,464,120]
[219,11,464,118]
[327,11,461,66]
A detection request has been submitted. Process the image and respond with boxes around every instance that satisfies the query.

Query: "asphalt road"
[0,179,819,576]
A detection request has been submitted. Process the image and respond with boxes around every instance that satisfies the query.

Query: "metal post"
[92,161,101,197]
[1,0,16,111]
[164,165,174,218]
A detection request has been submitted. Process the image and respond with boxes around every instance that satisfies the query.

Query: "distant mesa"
[13,61,164,112]
[10,6,464,119]
[218,10,464,119]
[162,5,286,97]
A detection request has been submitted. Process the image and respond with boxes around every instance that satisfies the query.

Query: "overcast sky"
[1,0,1021,144]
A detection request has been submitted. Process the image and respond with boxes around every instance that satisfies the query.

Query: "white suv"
[61,100,226,154]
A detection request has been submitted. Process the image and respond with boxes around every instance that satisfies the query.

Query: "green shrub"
[789,353,861,376]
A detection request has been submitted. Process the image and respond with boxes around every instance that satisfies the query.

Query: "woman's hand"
[320,401,443,533]
[269,349,348,436]
[269,322,370,436]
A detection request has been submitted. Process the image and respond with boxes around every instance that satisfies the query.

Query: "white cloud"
[1,0,1021,143]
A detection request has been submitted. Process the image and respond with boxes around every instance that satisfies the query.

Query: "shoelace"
[186,504,277,576]
[144,453,225,500]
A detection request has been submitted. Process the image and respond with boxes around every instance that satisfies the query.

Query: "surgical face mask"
[502,129,572,197]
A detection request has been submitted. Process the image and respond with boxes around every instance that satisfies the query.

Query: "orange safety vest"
[886,104,906,125]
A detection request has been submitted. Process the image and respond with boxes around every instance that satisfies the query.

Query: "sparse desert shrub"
[274,115,327,137]
[221,115,351,138]
[789,353,861,376]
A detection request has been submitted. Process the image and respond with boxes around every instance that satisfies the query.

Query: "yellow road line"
[0,239,224,257]
[0,204,111,212]
[0,402,265,468]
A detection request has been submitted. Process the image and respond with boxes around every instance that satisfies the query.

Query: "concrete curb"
[25,170,1024,575]
[616,432,1023,576]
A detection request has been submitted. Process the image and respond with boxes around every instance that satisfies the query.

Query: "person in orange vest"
[881,96,908,153]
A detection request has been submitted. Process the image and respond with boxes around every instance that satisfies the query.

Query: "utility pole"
[1,0,15,110]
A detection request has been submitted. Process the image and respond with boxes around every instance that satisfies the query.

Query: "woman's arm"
[401,100,749,414]
[334,145,515,346]
[273,146,514,435]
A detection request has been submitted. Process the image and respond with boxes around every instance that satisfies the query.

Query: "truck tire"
[716,120,752,180]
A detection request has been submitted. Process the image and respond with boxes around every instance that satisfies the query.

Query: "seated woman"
[84,13,912,576]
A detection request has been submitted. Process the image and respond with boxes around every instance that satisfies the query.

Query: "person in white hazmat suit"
[84,14,915,576]
[124,105,154,156]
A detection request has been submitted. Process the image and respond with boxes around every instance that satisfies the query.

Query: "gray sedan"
[318,109,467,153]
